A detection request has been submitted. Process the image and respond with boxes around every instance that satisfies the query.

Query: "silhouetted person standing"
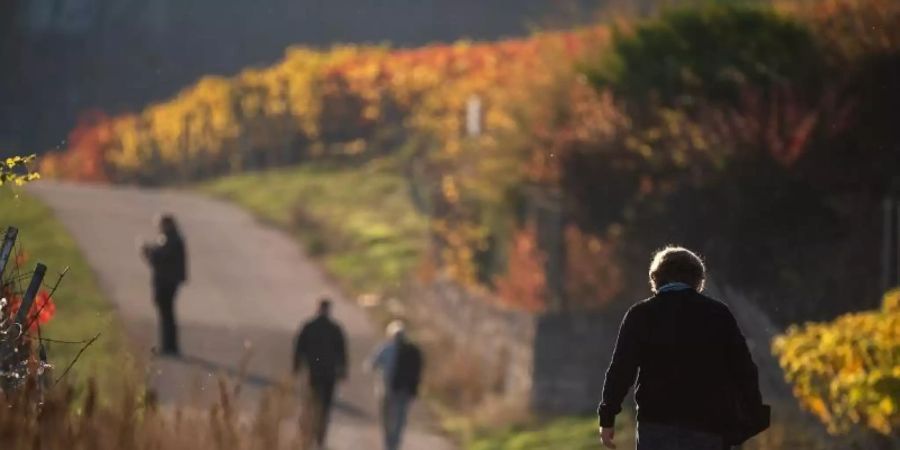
[141,214,187,356]
[294,299,347,449]
[598,246,768,450]
[369,320,423,450]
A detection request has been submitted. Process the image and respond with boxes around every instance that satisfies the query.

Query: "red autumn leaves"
[2,251,57,332]
[4,290,56,331]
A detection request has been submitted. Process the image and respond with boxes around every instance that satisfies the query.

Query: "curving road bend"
[29,181,453,450]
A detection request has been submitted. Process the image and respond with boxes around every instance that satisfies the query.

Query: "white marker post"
[466,94,483,137]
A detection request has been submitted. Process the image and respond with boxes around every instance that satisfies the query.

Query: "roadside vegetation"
[0,375,302,450]
[0,174,296,449]
[467,416,631,450]
[0,188,130,391]
[773,289,900,448]
[202,157,427,297]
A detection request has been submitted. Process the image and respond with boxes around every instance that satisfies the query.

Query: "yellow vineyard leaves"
[772,289,900,435]
[0,155,39,186]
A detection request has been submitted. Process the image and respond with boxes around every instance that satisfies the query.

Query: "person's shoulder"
[692,291,735,315]
[411,343,424,362]
[402,340,424,360]
[624,296,655,317]
[323,317,345,334]
[303,315,327,328]
[407,340,423,354]
[631,295,657,310]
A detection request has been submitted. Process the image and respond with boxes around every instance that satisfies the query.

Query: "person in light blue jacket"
[369,320,423,450]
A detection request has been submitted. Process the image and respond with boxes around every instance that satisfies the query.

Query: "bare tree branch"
[32,336,97,345]
[53,332,101,386]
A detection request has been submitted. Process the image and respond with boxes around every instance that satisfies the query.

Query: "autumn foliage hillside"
[39,0,900,444]
[40,27,615,301]
[41,0,900,319]
[39,32,599,183]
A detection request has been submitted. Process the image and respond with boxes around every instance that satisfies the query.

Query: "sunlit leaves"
[0,154,39,186]
[772,290,900,435]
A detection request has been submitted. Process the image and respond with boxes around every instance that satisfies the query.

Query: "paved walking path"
[30,182,454,450]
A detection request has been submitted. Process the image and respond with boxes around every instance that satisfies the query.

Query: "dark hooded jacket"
[294,315,348,384]
[598,289,763,436]
[145,231,187,288]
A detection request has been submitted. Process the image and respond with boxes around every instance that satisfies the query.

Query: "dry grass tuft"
[0,374,313,450]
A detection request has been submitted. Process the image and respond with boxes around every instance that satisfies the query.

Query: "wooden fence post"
[0,226,19,281]
[14,263,47,328]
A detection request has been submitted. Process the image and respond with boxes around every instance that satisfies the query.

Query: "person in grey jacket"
[369,320,423,450]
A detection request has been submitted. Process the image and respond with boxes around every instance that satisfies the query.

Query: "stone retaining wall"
[415,279,536,401]
[414,278,623,413]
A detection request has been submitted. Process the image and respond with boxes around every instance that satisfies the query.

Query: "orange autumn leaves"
[493,224,624,312]
[494,224,546,312]
[40,110,112,183]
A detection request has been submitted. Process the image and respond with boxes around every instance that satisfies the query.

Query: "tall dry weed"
[0,374,306,450]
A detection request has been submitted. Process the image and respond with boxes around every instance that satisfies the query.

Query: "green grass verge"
[466,415,635,450]
[464,412,827,450]
[0,188,130,389]
[201,158,428,296]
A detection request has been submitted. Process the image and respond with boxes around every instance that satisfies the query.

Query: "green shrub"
[585,3,825,108]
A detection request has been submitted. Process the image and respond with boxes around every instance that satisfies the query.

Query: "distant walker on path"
[294,298,348,449]
[369,320,423,450]
[140,214,187,356]
[598,246,769,450]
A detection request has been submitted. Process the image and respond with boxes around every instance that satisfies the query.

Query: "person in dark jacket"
[294,299,348,449]
[598,246,765,450]
[368,320,423,450]
[141,214,187,356]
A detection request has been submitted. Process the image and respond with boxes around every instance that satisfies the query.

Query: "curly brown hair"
[648,246,706,293]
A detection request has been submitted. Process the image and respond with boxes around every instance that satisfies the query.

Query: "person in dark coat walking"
[294,299,348,449]
[598,246,767,450]
[368,320,423,450]
[141,214,187,356]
